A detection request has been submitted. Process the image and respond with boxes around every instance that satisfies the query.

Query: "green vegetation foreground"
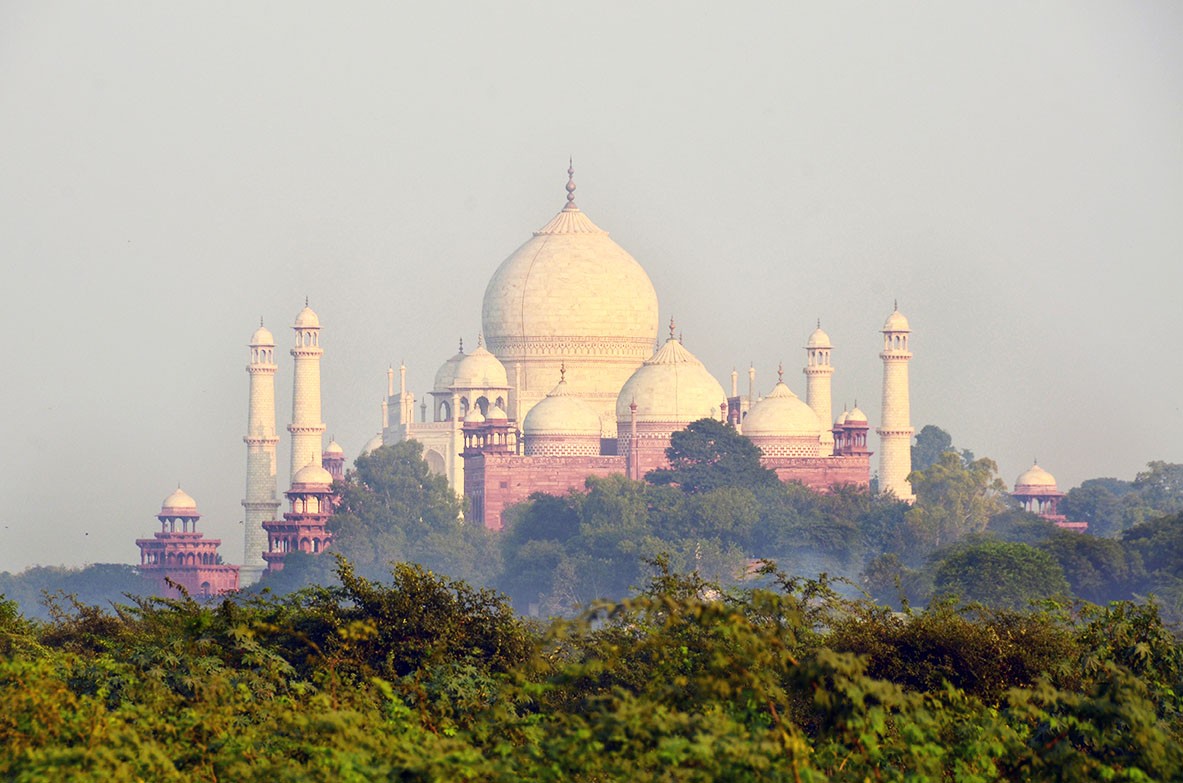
[3,559,1183,781]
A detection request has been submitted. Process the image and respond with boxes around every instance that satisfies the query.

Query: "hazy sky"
[1,2,1180,573]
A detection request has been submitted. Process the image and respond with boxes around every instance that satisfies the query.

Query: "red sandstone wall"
[760,455,871,491]
[467,454,626,531]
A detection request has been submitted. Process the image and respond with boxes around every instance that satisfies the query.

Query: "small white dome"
[452,337,509,388]
[161,487,198,515]
[293,463,334,486]
[465,407,486,424]
[834,409,849,427]
[807,326,832,349]
[324,440,344,456]
[249,324,275,346]
[360,432,384,455]
[524,376,602,437]
[846,406,868,424]
[617,336,727,424]
[486,404,508,421]
[294,306,320,328]
[433,345,466,391]
[1015,462,1057,489]
[742,382,824,438]
[883,308,910,332]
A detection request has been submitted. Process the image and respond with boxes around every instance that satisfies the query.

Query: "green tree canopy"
[646,418,779,494]
[933,540,1070,610]
[904,452,1008,555]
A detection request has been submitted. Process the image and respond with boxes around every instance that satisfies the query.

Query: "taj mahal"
[138,163,934,590]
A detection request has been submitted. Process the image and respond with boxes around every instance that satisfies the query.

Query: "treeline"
[3,559,1182,780]
[272,423,1183,621]
[3,422,1181,624]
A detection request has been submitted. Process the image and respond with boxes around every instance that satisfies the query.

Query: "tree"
[320,440,496,586]
[903,452,1008,555]
[646,418,779,494]
[932,540,1070,610]
[911,424,953,472]
[1038,530,1135,604]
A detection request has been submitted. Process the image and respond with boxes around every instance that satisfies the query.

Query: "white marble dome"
[846,406,868,424]
[293,463,334,486]
[807,326,832,348]
[433,343,466,391]
[742,381,824,438]
[1015,462,1057,488]
[616,336,726,425]
[452,337,509,388]
[161,487,198,515]
[360,432,384,456]
[883,308,910,332]
[294,305,320,328]
[250,324,275,346]
[324,440,344,456]
[524,376,602,437]
[482,210,659,357]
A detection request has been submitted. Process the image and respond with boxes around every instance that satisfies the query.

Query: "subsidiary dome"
[807,326,832,348]
[883,308,910,332]
[486,404,508,421]
[324,440,344,456]
[834,409,849,427]
[360,432,384,456]
[294,305,320,328]
[250,323,275,346]
[616,334,727,424]
[1015,462,1057,489]
[846,406,868,424]
[452,336,509,388]
[481,170,659,360]
[742,381,824,438]
[433,340,466,391]
[293,463,334,486]
[161,487,198,515]
[524,375,602,437]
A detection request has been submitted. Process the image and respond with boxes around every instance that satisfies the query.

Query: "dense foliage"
[3,560,1183,780]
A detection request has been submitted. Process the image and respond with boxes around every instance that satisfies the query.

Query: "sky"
[0,2,1180,573]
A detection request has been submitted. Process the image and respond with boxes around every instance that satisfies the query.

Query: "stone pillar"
[877,307,914,502]
[804,325,835,454]
[289,305,326,483]
[242,321,280,586]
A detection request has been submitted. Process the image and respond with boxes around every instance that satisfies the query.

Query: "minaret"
[289,301,326,482]
[877,304,914,501]
[804,320,835,454]
[241,320,279,585]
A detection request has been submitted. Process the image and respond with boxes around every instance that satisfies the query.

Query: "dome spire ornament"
[564,157,578,211]
[778,362,784,382]
[668,316,676,341]
[560,361,567,382]
[459,337,464,354]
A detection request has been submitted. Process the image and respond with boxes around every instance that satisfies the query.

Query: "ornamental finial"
[560,362,566,382]
[458,337,464,354]
[305,295,309,307]
[476,332,484,349]
[777,362,784,382]
[564,157,577,210]
[668,316,676,340]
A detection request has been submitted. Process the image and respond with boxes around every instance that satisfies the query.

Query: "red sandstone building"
[1012,461,1087,532]
[262,462,336,572]
[136,488,239,598]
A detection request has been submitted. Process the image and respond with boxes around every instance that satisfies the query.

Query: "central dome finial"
[564,157,577,211]
[668,316,677,341]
